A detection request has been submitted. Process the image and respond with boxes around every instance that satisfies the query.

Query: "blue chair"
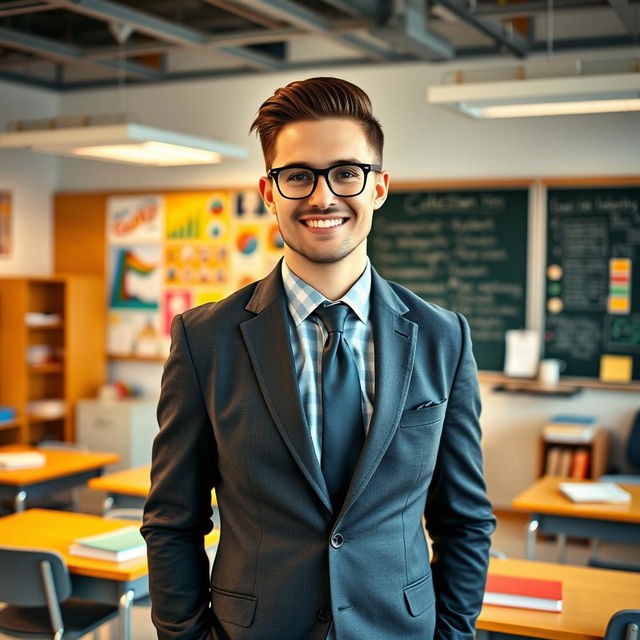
[600,410,640,485]
[0,545,119,639]
[604,610,640,640]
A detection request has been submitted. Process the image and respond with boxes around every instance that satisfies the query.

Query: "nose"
[307,175,336,209]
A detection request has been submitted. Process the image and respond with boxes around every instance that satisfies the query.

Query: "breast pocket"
[399,399,447,429]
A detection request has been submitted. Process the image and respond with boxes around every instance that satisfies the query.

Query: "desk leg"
[526,518,539,561]
[14,490,26,512]
[118,589,134,640]
[557,533,567,563]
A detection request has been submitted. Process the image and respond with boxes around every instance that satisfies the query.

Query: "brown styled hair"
[250,76,384,170]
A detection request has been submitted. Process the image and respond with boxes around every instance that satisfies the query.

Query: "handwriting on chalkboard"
[545,186,640,381]
[370,189,528,371]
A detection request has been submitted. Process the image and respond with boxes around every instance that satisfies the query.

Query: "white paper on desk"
[504,330,541,378]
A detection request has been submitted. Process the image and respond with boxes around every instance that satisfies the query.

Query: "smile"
[302,218,346,229]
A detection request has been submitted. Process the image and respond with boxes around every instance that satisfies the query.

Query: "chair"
[604,610,640,640]
[0,545,119,639]
[599,410,640,485]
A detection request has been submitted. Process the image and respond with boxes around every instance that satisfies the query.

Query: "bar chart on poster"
[369,187,529,371]
[544,184,640,383]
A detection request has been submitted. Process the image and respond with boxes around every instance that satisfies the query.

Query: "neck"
[285,245,368,300]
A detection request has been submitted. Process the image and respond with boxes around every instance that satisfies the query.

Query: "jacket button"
[330,533,344,548]
[317,608,332,623]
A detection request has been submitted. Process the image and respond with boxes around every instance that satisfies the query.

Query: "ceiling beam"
[40,0,288,70]
[370,0,454,60]
[433,0,529,58]
[607,0,639,35]
[218,46,284,70]
[41,0,210,46]
[0,25,165,79]
[201,0,285,30]
[226,0,395,60]
[0,1,61,18]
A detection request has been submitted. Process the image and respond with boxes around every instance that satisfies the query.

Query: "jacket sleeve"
[424,312,496,640]
[141,313,218,640]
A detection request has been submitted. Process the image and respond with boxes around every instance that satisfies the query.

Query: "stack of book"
[68,526,146,562]
[483,574,563,612]
[0,451,46,470]
[559,481,631,504]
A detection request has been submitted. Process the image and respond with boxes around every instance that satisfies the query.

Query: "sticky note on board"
[599,354,633,384]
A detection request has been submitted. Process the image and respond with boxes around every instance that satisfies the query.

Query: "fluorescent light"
[463,98,640,118]
[0,120,247,166]
[427,72,640,119]
[72,141,223,165]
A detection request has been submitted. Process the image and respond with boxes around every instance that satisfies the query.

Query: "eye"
[282,169,314,183]
[330,165,363,182]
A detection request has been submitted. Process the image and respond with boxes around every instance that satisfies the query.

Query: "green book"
[69,525,146,562]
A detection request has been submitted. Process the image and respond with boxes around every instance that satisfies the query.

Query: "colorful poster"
[165,191,231,242]
[163,289,193,335]
[108,311,166,357]
[107,195,163,244]
[0,192,10,256]
[164,242,229,286]
[234,190,269,220]
[109,245,162,310]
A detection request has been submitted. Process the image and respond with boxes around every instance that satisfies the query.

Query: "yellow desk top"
[0,445,120,486]
[0,508,220,582]
[88,464,218,506]
[511,476,640,523]
[479,557,640,640]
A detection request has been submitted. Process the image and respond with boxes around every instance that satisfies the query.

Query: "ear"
[372,170,390,211]
[259,175,277,215]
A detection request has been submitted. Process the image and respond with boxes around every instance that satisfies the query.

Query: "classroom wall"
[0,80,58,275]
[2,53,640,508]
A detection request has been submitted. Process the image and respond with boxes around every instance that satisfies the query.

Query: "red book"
[484,574,563,612]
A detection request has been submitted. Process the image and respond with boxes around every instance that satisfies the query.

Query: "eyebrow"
[276,158,366,169]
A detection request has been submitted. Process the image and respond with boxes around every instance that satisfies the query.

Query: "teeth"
[305,218,344,228]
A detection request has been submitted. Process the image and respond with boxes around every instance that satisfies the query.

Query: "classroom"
[0,2,639,639]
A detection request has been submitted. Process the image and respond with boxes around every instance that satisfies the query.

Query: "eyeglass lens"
[277,165,367,198]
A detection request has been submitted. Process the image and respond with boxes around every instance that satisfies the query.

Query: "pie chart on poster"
[209,199,224,215]
[269,225,284,250]
[237,231,258,255]
[207,219,226,239]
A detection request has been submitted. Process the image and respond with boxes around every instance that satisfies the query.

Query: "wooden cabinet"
[0,275,106,445]
[538,429,609,480]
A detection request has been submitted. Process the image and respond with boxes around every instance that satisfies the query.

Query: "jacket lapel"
[240,263,332,512]
[338,268,417,520]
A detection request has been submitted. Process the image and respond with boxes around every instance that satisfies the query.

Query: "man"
[142,76,495,640]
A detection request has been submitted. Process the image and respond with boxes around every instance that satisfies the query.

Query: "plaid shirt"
[281,259,375,465]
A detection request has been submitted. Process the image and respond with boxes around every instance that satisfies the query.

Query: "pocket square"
[414,400,440,410]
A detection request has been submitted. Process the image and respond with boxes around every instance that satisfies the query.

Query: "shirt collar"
[281,258,371,326]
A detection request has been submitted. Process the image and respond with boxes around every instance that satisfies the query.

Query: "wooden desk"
[478,557,640,640]
[88,463,218,512]
[0,445,120,512]
[0,509,220,640]
[512,477,640,561]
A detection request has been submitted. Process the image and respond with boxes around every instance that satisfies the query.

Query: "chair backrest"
[626,411,640,470]
[605,610,640,640]
[0,545,71,606]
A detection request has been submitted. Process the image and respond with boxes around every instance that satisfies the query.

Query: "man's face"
[259,118,389,267]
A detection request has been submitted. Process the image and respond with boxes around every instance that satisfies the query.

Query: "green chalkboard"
[369,188,529,371]
[545,185,640,382]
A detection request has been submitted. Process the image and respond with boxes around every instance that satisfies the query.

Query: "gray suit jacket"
[142,262,495,640]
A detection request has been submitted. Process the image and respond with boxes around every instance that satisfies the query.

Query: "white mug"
[538,359,565,386]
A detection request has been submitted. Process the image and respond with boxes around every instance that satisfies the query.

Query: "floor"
[1,510,639,640]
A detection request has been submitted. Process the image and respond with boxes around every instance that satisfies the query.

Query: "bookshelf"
[0,275,106,445]
[538,429,609,480]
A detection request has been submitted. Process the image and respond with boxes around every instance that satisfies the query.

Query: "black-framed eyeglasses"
[267,162,382,200]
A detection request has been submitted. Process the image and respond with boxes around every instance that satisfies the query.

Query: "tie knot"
[315,303,349,334]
